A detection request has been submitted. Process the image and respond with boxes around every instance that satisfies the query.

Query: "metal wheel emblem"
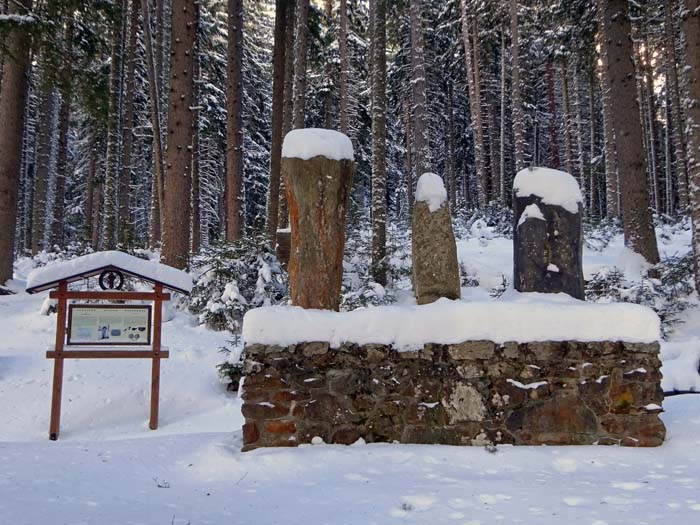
[99,270,125,290]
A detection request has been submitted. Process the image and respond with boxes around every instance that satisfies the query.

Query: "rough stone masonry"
[241,340,665,451]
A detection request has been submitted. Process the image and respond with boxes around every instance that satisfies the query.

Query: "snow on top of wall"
[513,167,583,214]
[415,173,448,212]
[281,128,354,161]
[517,203,545,228]
[26,251,193,294]
[243,293,660,350]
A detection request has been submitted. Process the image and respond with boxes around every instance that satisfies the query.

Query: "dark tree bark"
[52,19,75,247]
[510,0,525,172]
[141,0,165,247]
[118,0,140,247]
[599,0,660,264]
[0,0,33,283]
[339,0,349,134]
[265,0,287,241]
[370,0,387,285]
[103,0,127,249]
[191,1,201,254]
[682,0,700,290]
[292,0,310,129]
[161,0,196,269]
[410,0,431,176]
[226,0,244,241]
[278,0,296,229]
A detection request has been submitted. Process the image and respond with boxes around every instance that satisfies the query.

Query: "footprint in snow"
[477,494,511,505]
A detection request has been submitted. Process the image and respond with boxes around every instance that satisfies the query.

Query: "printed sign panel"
[67,305,152,346]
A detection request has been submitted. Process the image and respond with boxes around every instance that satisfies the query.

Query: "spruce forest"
[0,0,697,283]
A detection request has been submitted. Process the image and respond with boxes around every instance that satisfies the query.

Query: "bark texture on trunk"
[597,21,619,217]
[0,0,33,283]
[510,0,525,172]
[266,0,287,241]
[283,156,355,311]
[226,0,244,241]
[600,0,659,264]
[339,0,349,135]
[103,0,126,249]
[666,0,690,210]
[410,0,431,176]
[460,1,486,207]
[31,81,56,255]
[161,0,196,269]
[370,0,387,285]
[292,0,310,129]
[118,0,140,247]
[682,0,700,291]
[52,19,75,247]
[278,0,296,229]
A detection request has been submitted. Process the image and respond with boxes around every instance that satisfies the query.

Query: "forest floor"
[2,224,700,524]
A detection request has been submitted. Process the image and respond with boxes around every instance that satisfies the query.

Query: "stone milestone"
[412,173,461,305]
[513,167,585,299]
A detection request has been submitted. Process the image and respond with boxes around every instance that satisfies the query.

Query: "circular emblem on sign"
[99,270,125,290]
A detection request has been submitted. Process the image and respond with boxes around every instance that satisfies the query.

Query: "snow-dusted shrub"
[583,217,622,252]
[189,237,287,332]
[461,202,513,239]
[586,253,695,337]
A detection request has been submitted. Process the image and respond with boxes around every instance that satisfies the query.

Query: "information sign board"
[67,305,152,346]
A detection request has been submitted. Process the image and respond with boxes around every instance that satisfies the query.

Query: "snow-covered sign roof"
[26,251,193,295]
[282,128,354,161]
[513,167,583,214]
[243,295,660,350]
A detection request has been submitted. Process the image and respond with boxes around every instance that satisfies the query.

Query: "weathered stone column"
[412,173,461,305]
[282,129,355,310]
[513,167,584,299]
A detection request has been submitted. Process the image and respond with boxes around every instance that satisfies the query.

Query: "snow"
[415,172,448,212]
[281,128,354,161]
[3,228,700,524]
[513,167,584,213]
[26,250,193,294]
[516,202,545,227]
[243,294,660,349]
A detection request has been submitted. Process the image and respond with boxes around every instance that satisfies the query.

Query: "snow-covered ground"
[1,226,700,524]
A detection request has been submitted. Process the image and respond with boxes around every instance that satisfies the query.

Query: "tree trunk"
[370,0,387,285]
[103,0,126,249]
[141,0,165,248]
[83,135,97,245]
[404,99,414,217]
[599,0,660,264]
[499,28,506,203]
[266,0,287,241]
[118,0,140,247]
[410,0,431,176]
[682,0,700,291]
[31,79,57,255]
[226,0,244,241]
[447,83,457,210]
[0,0,33,283]
[642,36,661,214]
[284,155,354,311]
[460,1,486,207]
[561,59,575,177]
[545,60,561,169]
[588,68,599,219]
[278,0,296,229]
[161,0,196,269]
[339,0,349,135]
[510,0,525,172]
[292,0,310,129]
[597,14,620,217]
[665,0,690,210]
[52,19,75,247]
[191,2,201,255]
[664,73,674,215]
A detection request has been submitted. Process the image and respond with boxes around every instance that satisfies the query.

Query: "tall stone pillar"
[513,167,585,299]
[412,173,461,305]
[282,129,355,310]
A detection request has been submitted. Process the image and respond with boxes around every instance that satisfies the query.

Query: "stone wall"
[241,340,665,451]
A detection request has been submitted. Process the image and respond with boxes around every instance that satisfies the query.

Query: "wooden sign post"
[25,252,192,440]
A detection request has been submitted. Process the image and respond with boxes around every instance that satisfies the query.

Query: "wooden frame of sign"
[43,281,170,440]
